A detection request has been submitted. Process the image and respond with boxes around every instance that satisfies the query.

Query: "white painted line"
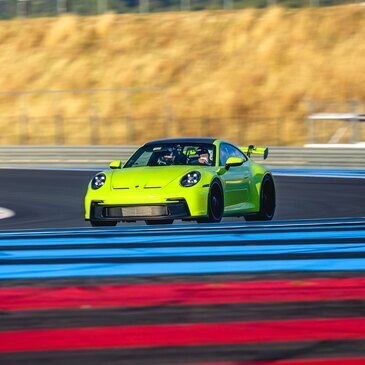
[274,173,365,179]
[305,143,365,148]
[2,167,365,179]
[1,219,364,236]
[0,208,15,220]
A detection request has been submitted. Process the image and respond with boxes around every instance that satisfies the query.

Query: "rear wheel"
[90,220,117,227]
[197,180,224,223]
[245,174,275,221]
[145,219,174,225]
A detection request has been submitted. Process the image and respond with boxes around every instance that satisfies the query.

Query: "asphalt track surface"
[1,169,365,364]
[1,169,365,229]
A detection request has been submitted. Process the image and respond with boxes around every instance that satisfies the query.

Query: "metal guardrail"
[0,146,365,169]
[264,146,365,169]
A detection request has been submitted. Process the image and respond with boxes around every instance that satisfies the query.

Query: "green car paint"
[84,138,275,224]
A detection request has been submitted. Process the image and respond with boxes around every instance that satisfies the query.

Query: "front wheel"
[145,219,174,225]
[197,180,224,223]
[90,220,118,227]
[245,174,275,221]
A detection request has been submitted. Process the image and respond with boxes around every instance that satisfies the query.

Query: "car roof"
[145,138,218,145]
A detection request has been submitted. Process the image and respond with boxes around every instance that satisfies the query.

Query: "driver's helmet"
[196,147,211,165]
[158,147,176,165]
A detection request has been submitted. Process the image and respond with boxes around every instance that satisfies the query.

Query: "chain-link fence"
[0,88,305,146]
[0,89,363,146]
[0,88,169,145]
[1,0,362,19]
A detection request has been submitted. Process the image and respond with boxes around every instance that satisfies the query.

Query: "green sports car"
[84,138,276,226]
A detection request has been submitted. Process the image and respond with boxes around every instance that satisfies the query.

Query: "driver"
[194,147,211,166]
[158,148,176,165]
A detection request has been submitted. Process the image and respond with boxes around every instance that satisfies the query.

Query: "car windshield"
[124,143,216,168]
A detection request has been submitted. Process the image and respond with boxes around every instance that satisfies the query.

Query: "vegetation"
[0,6,364,145]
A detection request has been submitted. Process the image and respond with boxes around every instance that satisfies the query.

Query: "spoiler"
[240,145,269,160]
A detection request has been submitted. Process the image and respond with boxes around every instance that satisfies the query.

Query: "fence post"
[223,0,234,10]
[306,100,315,145]
[89,95,99,145]
[17,95,28,145]
[57,0,71,14]
[17,0,31,17]
[139,0,150,13]
[98,0,108,14]
[181,0,191,11]
[349,99,359,144]
[162,90,172,138]
[125,91,134,144]
[53,93,64,145]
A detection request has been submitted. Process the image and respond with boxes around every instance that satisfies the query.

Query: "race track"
[0,169,365,229]
[0,169,365,364]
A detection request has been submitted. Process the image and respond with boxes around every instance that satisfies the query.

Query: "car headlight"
[181,171,201,187]
[91,173,106,190]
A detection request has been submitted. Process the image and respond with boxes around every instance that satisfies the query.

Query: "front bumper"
[88,200,190,221]
[85,184,210,220]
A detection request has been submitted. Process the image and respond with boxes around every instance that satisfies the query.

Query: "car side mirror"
[225,157,244,170]
[109,160,122,169]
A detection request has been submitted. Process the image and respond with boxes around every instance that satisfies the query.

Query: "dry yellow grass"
[0,6,364,145]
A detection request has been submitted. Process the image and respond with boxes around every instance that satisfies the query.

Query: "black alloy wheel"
[245,174,276,221]
[197,180,224,223]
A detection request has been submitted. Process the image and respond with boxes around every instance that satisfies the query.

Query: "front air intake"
[107,206,168,218]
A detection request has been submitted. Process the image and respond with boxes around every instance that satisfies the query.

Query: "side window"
[219,143,247,166]
[231,146,247,161]
[219,144,230,166]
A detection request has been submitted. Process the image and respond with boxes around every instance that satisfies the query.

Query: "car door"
[219,143,253,213]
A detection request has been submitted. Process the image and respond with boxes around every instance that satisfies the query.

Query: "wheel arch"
[244,172,276,221]
[196,177,224,223]
[211,176,223,189]
[251,162,274,193]
[257,171,275,200]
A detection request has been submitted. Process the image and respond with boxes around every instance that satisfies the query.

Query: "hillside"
[0,6,364,145]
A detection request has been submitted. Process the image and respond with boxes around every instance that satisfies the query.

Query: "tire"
[90,220,117,227]
[145,219,174,225]
[197,180,224,223]
[244,174,276,221]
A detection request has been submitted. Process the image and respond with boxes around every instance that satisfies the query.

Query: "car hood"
[111,166,200,189]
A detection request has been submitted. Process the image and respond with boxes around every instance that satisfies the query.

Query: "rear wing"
[240,145,269,160]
